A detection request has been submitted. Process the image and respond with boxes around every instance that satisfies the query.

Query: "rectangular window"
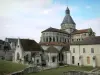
[91,48,94,53]
[73,48,75,53]
[83,48,85,53]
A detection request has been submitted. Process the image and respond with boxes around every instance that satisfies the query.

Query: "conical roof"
[61,7,75,25]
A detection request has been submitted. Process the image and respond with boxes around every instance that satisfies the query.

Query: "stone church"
[3,6,100,68]
[39,7,96,67]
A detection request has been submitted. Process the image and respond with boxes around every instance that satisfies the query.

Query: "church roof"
[39,42,67,46]
[72,29,89,34]
[61,15,75,25]
[61,7,75,25]
[46,46,59,53]
[42,27,69,34]
[71,36,100,45]
[20,39,42,51]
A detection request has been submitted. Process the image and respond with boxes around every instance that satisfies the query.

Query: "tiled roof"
[72,29,89,34]
[42,27,69,34]
[20,39,42,51]
[46,46,59,53]
[39,42,67,46]
[71,36,100,45]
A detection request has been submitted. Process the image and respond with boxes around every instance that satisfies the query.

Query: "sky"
[0,0,100,42]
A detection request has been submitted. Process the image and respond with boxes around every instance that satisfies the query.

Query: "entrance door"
[72,56,75,64]
[87,56,90,64]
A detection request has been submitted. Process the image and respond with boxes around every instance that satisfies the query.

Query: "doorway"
[72,56,75,64]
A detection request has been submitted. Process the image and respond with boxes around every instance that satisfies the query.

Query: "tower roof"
[61,7,75,25]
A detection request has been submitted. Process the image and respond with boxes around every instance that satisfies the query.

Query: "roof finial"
[66,7,70,15]
[66,0,70,15]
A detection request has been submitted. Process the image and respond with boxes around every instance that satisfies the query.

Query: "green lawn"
[0,60,27,74]
[27,66,93,75]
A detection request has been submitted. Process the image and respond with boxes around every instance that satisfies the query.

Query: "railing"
[63,71,100,75]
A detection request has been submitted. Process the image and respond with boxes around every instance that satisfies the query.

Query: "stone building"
[14,38,43,65]
[70,36,100,67]
[39,7,95,67]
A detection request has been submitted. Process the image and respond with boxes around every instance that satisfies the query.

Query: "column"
[44,37,46,42]
[55,36,57,42]
[48,36,50,42]
[52,36,53,42]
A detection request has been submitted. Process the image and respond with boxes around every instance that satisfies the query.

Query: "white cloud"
[1,0,96,43]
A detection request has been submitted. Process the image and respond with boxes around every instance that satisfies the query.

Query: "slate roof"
[46,46,59,53]
[0,40,5,44]
[42,27,69,34]
[20,39,42,51]
[61,7,75,25]
[72,29,89,34]
[71,36,100,45]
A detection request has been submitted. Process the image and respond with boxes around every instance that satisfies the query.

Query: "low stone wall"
[63,71,100,75]
[10,66,41,75]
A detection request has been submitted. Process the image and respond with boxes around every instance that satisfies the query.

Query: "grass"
[27,66,93,75]
[0,60,27,74]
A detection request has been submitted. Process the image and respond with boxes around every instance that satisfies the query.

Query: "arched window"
[17,53,20,60]
[53,37,55,42]
[49,37,52,42]
[24,54,29,62]
[46,37,48,42]
[56,36,58,42]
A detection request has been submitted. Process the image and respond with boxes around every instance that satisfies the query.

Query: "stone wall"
[10,66,41,75]
[63,71,100,75]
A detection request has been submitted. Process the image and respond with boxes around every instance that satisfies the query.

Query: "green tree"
[88,28,95,36]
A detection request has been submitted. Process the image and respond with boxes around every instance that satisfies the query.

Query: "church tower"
[61,7,76,34]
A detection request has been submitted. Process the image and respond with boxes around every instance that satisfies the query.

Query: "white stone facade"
[14,39,42,65]
[70,44,100,67]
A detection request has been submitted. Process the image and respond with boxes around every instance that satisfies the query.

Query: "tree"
[88,28,95,36]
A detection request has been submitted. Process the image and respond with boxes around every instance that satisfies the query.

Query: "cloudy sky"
[0,0,100,42]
